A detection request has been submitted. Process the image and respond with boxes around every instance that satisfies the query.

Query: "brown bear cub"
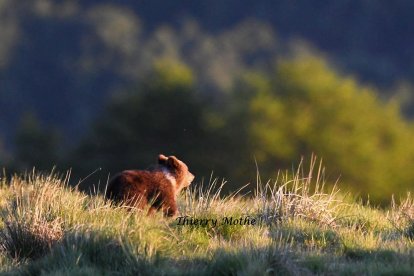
[106,154,194,217]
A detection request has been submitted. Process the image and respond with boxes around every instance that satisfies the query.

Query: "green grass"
[0,161,413,275]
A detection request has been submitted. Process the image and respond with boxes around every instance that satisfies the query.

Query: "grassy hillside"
[0,162,413,275]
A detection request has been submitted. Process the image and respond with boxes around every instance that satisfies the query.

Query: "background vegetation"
[1,1,414,203]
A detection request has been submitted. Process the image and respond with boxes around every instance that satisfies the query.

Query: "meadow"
[0,160,413,275]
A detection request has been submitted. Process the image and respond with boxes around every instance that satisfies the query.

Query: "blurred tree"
[0,0,19,70]
[72,59,210,181]
[72,54,414,202]
[4,0,414,160]
[14,113,60,171]
[231,54,414,203]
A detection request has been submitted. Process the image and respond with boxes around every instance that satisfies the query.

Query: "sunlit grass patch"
[254,156,343,227]
[0,215,62,260]
[389,193,414,240]
[269,219,342,252]
[0,161,413,274]
[16,228,159,275]
[200,241,306,276]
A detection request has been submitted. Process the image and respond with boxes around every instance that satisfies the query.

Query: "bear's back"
[105,154,194,216]
[106,169,174,207]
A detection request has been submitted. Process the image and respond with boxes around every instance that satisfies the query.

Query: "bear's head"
[158,154,194,190]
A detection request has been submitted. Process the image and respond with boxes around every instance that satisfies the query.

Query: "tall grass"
[254,156,342,226]
[0,160,413,275]
[390,193,414,239]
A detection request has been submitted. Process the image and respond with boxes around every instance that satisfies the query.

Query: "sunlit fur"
[106,154,194,217]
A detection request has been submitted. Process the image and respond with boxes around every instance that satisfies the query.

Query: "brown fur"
[106,154,194,217]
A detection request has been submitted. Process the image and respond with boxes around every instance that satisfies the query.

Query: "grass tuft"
[389,193,414,239]
[0,216,62,260]
[254,156,342,227]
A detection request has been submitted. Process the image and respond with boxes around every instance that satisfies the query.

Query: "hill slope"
[0,165,413,275]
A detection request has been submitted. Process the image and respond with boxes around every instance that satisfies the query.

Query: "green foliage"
[72,52,414,202]
[2,2,414,202]
[148,58,195,92]
[231,54,414,203]
[72,59,207,178]
[2,1,414,204]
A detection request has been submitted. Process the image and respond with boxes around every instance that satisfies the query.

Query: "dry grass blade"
[0,171,75,260]
[255,155,342,226]
[183,174,228,214]
[0,215,63,260]
[389,193,414,239]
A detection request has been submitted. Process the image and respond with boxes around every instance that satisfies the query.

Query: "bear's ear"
[158,154,168,165]
[167,156,180,169]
